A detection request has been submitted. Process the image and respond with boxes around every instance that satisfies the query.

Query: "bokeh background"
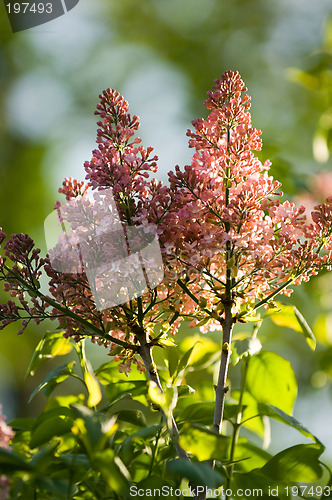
[1,0,332,464]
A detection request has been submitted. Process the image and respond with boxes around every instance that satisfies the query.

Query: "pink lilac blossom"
[158,71,332,331]
[1,72,332,371]
[0,90,171,375]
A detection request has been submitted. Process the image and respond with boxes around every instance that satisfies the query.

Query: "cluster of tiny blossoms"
[158,71,332,331]
[1,71,332,371]
[0,89,174,375]
[0,405,14,499]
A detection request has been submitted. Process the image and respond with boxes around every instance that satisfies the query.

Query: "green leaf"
[26,331,72,376]
[0,448,32,473]
[179,335,220,367]
[166,346,180,378]
[232,469,286,499]
[231,337,262,365]
[233,437,272,472]
[175,344,196,378]
[293,307,316,350]
[120,424,162,463]
[178,402,237,425]
[178,402,215,425]
[261,443,325,482]
[167,458,225,488]
[267,303,316,350]
[148,381,166,407]
[83,360,102,408]
[29,442,59,469]
[116,410,147,427]
[179,423,230,461]
[177,384,195,397]
[9,418,35,431]
[71,404,117,455]
[30,416,73,449]
[257,403,322,444]
[246,351,297,414]
[134,476,174,500]
[35,477,72,497]
[104,380,147,402]
[93,449,131,496]
[232,390,265,439]
[28,362,76,403]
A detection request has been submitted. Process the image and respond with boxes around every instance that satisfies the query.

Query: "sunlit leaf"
[179,335,220,367]
[233,437,272,472]
[257,403,322,444]
[231,337,262,365]
[71,404,118,454]
[83,360,102,408]
[267,303,316,350]
[166,346,179,378]
[26,331,72,377]
[148,381,166,408]
[179,423,229,461]
[246,351,297,414]
[92,449,131,496]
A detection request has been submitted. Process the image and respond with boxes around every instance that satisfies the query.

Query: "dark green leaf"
[178,402,215,424]
[120,424,162,463]
[261,443,325,482]
[36,477,71,497]
[178,402,237,425]
[167,458,225,488]
[177,384,195,397]
[28,362,76,403]
[0,448,32,472]
[30,416,73,448]
[134,476,174,500]
[117,410,147,427]
[9,417,35,431]
[107,395,149,418]
[232,469,287,499]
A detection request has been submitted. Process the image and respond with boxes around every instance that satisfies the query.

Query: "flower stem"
[213,301,234,435]
[136,328,206,500]
[4,265,133,349]
[226,353,250,495]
